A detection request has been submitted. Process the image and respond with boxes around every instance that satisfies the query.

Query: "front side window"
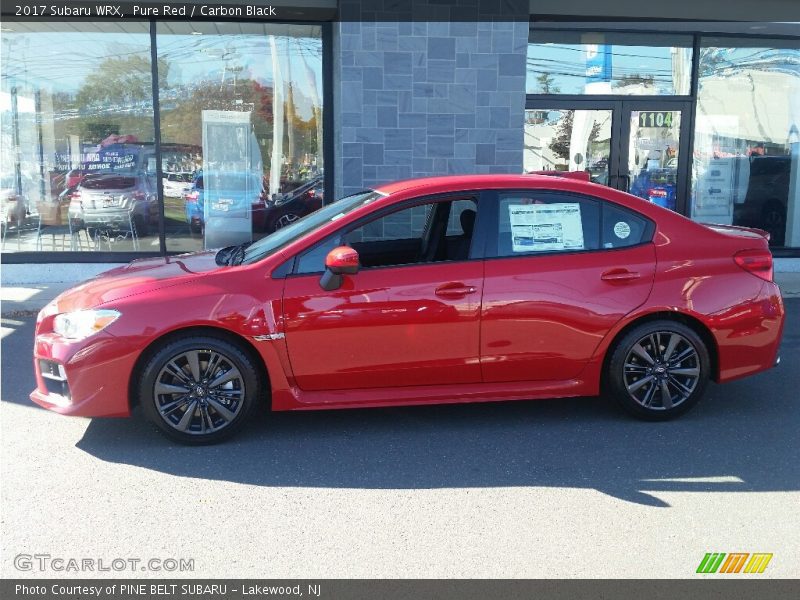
[295,196,479,274]
[243,190,380,265]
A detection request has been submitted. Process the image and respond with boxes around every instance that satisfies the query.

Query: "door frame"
[525,98,693,215]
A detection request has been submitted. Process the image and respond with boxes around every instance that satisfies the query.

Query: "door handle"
[435,282,477,299]
[601,269,641,282]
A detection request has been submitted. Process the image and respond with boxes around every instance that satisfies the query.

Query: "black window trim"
[285,191,486,277]
[481,188,656,261]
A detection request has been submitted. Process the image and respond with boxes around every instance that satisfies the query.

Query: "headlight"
[53,309,121,340]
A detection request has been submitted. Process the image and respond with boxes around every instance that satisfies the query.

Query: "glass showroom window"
[0,22,158,252]
[156,22,324,252]
[691,39,800,248]
[1,22,155,253]
[527,31,693,96]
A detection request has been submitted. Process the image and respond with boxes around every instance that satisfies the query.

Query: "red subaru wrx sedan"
[31,175,785,444]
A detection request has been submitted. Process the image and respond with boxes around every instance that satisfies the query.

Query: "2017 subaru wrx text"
[31,175,785,444]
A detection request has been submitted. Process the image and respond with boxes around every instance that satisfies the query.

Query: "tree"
[549,110,602,163]
[76,55,168,109]
[535,72,560,94]
[549,110,573,161]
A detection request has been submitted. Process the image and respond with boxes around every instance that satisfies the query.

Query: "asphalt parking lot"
[1,302,798,579]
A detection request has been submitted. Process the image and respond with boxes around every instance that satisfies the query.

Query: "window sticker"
[508,203,584,252]
[613,221,631,239]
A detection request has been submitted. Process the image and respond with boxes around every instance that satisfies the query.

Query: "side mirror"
[320,246,359,291]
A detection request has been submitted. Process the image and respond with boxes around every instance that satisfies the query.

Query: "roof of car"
[372,173,595,195]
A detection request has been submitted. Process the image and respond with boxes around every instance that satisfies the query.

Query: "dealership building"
[1,0,798,280]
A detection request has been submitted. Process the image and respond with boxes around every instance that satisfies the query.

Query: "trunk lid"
[703,223,771,242]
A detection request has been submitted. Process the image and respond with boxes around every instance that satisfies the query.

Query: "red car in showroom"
[31,174,784,444]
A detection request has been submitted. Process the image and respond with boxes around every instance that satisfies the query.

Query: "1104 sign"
[638,111,676,128]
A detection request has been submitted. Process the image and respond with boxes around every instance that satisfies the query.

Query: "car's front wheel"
[607,320,710,420]
[138,335,261,444]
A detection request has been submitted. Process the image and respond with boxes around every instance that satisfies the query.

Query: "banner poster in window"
[508,203,584,252]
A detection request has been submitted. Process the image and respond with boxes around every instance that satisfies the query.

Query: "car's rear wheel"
[607,320,710,420]
[138,336,260,444]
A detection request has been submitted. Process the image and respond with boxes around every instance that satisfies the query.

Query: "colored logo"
[696,553,773,574]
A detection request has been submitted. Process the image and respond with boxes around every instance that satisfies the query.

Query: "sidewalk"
[2,273,799,317]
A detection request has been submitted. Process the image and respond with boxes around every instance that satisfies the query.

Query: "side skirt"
[275,377,599,411]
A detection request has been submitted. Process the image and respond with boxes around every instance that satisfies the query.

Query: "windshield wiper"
[214,241,252,266]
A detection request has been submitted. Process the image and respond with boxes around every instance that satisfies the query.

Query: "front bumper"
[30,330,139,417]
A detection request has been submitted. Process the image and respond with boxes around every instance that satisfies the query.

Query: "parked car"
[68,171,158,236]
[184,173,323,236]
[183,172,267,235]
[32,174,784,444]
[265,175,324,231]
[162,172,193,198]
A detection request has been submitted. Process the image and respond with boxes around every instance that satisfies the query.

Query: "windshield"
[241,190,381,265]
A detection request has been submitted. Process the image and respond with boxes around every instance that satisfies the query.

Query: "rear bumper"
[714,281,785,383]
[30,331,137,417]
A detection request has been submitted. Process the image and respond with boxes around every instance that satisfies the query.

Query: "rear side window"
[601,203,650,248]
[494,192,600,257]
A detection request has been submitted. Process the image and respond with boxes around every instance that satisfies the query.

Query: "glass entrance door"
[616,102,691,213]
[524,104,615,186]
[525,100,692,213]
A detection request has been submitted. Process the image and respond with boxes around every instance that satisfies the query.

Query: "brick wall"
[332,18,529,198]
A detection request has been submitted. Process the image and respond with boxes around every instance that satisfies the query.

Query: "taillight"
[186,191,199,202]
[734,249,773,282]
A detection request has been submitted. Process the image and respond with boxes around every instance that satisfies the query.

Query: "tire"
[606,320,710,421]
[138,335,262,444]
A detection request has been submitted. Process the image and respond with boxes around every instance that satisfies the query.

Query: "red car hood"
[45,252,221,313]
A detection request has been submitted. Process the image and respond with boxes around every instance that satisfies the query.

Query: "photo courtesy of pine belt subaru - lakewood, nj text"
[31,175,785,444]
